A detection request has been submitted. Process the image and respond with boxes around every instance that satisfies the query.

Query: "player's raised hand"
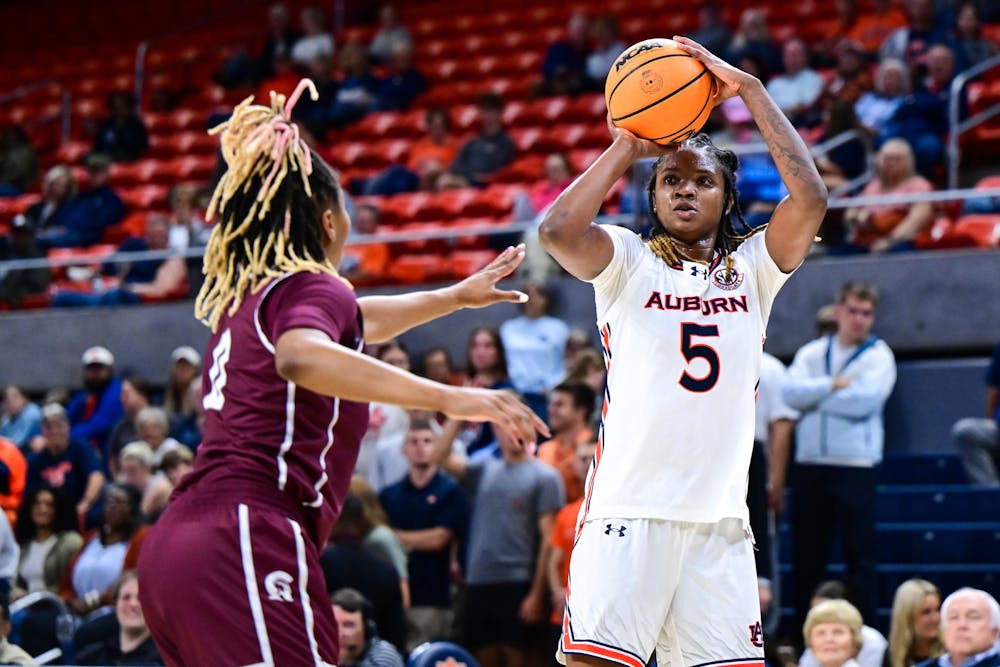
[672,35,756,103]
[444,386,549,446]
[606,112,673,158]
[451,243,528,309]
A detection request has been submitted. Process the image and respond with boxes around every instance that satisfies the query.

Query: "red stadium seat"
[462,184,522,219]
[449,249,498,278]
[386,253,451,284]
[953,214,1000,248]
[46,244,117,281]
[119,184,170,210]
[493,155,547,184]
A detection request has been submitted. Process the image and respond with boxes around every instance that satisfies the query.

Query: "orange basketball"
[605,38,717,145]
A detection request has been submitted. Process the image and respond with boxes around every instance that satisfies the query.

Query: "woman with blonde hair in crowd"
[804,599,866,667]
[838,138,933,254]
[886,579,944,667]
[349,475,411,608]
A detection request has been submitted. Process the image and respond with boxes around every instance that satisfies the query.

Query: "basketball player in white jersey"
[538,36,828,667]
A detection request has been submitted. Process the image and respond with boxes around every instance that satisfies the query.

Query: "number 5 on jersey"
[203,329,232,411]
[679,322,720,392]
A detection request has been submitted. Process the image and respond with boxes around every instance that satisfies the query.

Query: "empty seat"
[953,214,1000,247]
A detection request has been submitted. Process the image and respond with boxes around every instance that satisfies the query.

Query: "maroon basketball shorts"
[138,491,338,667]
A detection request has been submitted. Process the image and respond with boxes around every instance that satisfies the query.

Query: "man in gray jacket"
[782,281,897,630]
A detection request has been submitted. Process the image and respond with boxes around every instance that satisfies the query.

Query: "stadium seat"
[450,249,498,278]
[461,184,521,219]
[119,184,170,210]
[46,244,117,281]
[492,155,547,184]
[952,214,1000,247]
[386,253,451,284]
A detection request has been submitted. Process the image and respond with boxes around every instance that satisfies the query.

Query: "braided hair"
[644,133,762,272]
[196,79,347,332]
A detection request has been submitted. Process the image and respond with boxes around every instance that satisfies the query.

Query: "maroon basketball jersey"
[174,271,369,547]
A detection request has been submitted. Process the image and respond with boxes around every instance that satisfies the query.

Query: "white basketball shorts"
[557,517,765,667]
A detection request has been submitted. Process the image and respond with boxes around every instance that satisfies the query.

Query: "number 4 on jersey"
[679,322,720,392]
[203,329,232,411]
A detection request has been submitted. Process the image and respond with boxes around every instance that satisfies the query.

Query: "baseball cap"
[81,346,115,366]
[170,345,201,367]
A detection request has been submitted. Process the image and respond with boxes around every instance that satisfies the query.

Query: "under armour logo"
[604,523,627,537]
[748,621,764,647]
[264,570,295,602]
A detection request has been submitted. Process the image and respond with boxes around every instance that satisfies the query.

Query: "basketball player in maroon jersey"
[137,81,547,666]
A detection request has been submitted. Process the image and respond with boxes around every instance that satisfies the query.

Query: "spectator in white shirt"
[766,38,825,126]
[291,6,334,68]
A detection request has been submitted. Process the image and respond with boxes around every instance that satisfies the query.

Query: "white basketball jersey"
[581,224,793,525]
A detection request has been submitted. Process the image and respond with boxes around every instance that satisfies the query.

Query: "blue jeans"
[51,288,142,307]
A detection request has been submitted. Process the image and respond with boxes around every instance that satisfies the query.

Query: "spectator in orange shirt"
[848,0,907,53]
[340,204,390,285]
[537,383,595,504]
[0,437,26,527]
[838,138,934,254]
[362,108,458,196]
[546,440,597,631]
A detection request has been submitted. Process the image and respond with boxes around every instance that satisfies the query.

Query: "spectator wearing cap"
[164,346,201,425]
[26,404,105,520]
[106,375,153,478]
[0,214,51,308]
[440,92,516,189]
[118,441,172,521]
[915,588,1000,667]
[37,153,124,249]
[1,386,42,451]
[65,347,124,466]
[92,91,149,163]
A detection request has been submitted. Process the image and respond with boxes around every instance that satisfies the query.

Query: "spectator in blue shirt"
[914,588,1000,667]
[65,346,124,464]
[538,10,591,97]
[499,282,569,424]
[1,386,41,451]
[26,403,105,521]
[93,92,149,163]
[380,419,468,652]
[37,153,125,249]
[376,43,427,111]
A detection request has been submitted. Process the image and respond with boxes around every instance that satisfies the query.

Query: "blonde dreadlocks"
[645,134,764,275]
[196,79,347,331]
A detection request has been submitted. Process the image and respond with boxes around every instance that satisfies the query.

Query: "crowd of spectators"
[0,268,995,666]
[0,0,996,311]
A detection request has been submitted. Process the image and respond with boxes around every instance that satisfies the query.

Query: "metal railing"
[0,78,71,145]
[948,52,1000,190]
[0,187,996,276]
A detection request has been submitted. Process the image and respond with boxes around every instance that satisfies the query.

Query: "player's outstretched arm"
[358,244,529,344]
[674,35,828,273]
[538,118,668,281]
[275,328,549,446]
